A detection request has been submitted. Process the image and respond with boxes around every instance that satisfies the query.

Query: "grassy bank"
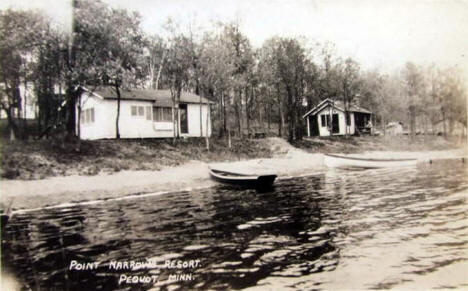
[1,137,272,180]
[1,135,465,181]
[292,135,466,154]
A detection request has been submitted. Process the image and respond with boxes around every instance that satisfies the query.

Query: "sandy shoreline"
[1,146,466,211]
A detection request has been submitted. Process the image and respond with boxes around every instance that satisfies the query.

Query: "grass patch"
[0,137,272,180]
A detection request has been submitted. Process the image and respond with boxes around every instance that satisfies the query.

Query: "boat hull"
[324,154,417,169]
[209,168,277,189]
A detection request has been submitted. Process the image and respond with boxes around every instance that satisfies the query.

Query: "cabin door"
[179,104,188,134]
[332,114,339,134]
[309,115,319,136]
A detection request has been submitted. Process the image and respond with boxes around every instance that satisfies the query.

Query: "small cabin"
[303,98,372,137]
[386,121,404,135]
[76,87,213,140]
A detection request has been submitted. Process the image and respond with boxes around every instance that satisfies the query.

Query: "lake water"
[2,159,467,290]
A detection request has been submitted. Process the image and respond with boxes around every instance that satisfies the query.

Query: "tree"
[339,58,361,136]
[101,8,145,139]
[0,9,49,140]
[402,62,425,137]
[34,28,68,138]
[63,0,145,140]
[258,37,312,141]
[221,23,254,138]
[315,43,342,101]
[164,31,193,141]
[198,31,235,137]
[143,35,167,90]
[438,67,467,137]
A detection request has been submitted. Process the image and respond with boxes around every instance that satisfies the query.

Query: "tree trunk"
[431,119,435,135]
[155,50,166,90]
[66,88,78,139]
[235,91,242,138]
[222,91,227,136]
[199,94,203,137]
[442,110,447,139]
[279,104,284,137]
[172,104,177,144]
[77,94,82,139]
[171,92,177,144]
[343,95,349,138]
[6,107,19,141]
[22,79,28,139]
[246,86,253,136]
[66,2,78,140]
[286,88,294,142]
[149,58,155,89]
[382,114,386,136]
[372,113,377,136]
[258,97,264,132]
[246,102,250,137]
[424,115,428,135]
[217,90,223,137]
[236,104,241,138]
[409,106,415,139]
[267,101,271,131]
[115,83,121,139]
[176,89,181,138]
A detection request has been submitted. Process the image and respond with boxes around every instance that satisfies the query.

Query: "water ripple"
[2,161,467,290]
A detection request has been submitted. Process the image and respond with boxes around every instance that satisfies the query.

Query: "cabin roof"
[87,87,214,104]
[303,98,371,118]
[386,121,403,127]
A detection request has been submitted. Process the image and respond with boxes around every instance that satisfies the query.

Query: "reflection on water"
[2,159,467,290]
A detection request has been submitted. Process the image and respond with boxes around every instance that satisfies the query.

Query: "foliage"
[1,3,466,144]
[0,9,50,139]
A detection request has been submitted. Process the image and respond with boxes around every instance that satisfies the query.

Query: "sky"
[1,0,468,77]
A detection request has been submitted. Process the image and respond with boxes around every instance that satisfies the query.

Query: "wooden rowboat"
[209,167,277,189]
[324,153,417,169]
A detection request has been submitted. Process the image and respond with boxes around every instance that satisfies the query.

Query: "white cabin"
[303,98,372,137]
[386,121,404,135]
[77,87,213,140]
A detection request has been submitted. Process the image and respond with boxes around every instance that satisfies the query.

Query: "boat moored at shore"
[209,167,277,189]
[324,153,418,169]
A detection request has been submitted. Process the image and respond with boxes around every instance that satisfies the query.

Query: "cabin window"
[131,105,145,117]
[145,106,152,120]
[320,115,330,127]
[346,112,351,126]
[81,108,95,124]
[152,107,172,122]
[163,108,172,121]
[138,106,144,116]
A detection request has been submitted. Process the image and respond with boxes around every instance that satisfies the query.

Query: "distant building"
[303,98,372,137]
[386,121,404,135]
[77,87,213,140]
